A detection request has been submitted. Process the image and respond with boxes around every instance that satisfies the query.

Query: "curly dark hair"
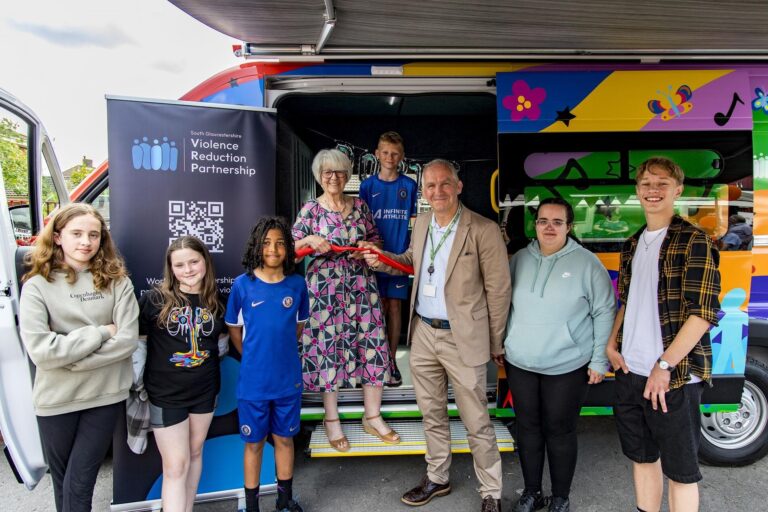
[242,216,296,276]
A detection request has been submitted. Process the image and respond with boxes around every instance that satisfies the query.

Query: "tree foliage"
[69,162,92,189]
[0,118,29,197]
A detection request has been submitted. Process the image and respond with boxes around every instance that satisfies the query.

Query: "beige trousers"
[409,319,502,499]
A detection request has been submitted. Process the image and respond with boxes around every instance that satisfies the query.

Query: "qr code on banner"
[168,201,224,253]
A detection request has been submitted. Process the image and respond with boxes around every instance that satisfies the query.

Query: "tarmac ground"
[3,416,766,511]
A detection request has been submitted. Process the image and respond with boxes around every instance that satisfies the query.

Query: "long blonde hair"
[152,236,223,326]
[23,203,127,291]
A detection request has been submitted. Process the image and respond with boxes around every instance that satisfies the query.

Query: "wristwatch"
[657,358,675,371]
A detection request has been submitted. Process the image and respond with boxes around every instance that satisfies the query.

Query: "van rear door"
[0,88,68,489]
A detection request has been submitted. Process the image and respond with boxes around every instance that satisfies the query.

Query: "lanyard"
[427,205,462,280]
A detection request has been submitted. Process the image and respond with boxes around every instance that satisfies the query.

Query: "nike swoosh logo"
[289,425,298,432]
[251,301,265,307]
[395,284,406,288]
[372,192,381,197]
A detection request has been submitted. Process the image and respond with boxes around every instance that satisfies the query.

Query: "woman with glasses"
[504,198,615,512]
[292,149,399,452]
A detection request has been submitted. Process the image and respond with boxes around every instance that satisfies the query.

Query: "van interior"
[273,92,501,405]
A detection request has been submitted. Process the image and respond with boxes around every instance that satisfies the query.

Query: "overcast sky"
[0,0,240,171]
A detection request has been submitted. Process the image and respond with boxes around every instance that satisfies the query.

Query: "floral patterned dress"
[292,198,389,391]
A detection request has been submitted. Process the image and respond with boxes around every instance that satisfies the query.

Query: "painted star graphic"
[555,106,576,126]
[228,77,239,88]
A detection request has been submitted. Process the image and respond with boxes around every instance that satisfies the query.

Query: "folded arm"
[20,283,109,370]
[68,279,140,372]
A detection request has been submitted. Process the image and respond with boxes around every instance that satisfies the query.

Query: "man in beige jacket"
[364,159,511,512]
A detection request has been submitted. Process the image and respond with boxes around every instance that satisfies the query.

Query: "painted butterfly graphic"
[753,88,768,114]
[648,85,693,121]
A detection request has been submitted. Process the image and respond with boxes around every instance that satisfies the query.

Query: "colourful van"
[67,62,768,468]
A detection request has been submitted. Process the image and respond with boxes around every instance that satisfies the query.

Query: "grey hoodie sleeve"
[587,257,617,374]
[68,278,139,372]
[20,280,109,370]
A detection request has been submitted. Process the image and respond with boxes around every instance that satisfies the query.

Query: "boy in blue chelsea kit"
[359,131,418,386]
[226,217,309,512]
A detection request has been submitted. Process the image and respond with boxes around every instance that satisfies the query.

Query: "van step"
[308,418,514,457]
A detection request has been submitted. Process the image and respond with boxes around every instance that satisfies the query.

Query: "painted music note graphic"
[714,92,745,126]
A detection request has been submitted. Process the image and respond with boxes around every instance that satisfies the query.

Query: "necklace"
[641,229,665,251]
[320,196,349,215]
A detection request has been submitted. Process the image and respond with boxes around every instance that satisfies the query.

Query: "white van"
[0,87,69,489]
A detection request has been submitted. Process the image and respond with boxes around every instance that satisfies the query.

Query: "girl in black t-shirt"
[139,236,225,512]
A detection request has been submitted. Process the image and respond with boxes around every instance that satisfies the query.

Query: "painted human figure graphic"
[132,139,143,169]
[169,140,178,171]
[161,137,171,171]
[151,139,163,170]
[140,137,151,169]
[167,305,215,367]
[710,288,748,375]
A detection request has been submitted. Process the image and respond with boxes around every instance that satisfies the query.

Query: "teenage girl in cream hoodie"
[20,203,138,512]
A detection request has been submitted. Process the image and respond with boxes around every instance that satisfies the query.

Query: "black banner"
[106,97,277,505]
[107,96,276,298]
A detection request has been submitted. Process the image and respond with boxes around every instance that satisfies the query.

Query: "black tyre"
[699,356,768,466]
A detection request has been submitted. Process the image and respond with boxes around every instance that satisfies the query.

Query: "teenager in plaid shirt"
[606,157,721,512]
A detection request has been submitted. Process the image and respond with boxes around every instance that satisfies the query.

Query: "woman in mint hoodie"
[504,198,615,512]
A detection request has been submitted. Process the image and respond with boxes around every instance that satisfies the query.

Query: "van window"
[40,149,60,218]
[91,188,110,229]
[0,108,33,242]
[499,131,753,251]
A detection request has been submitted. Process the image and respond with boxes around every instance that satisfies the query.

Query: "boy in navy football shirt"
[359,131,418,386]
[226,217,309,512]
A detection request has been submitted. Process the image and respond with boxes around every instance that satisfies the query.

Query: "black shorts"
[613,371,704,484]
[149,395,217,428]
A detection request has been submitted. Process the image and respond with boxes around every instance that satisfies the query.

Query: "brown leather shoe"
[482,495,502,512]
[401,476,451,506]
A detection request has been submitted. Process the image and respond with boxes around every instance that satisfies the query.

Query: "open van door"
[0,88,68,488]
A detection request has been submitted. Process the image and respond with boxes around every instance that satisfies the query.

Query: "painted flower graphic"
[753,87,768,114]
[502,80,547,121]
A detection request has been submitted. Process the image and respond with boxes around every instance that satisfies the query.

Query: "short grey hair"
[311,149,353,184]
[423,158,460,182]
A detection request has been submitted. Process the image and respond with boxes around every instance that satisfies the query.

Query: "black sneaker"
[276,499,303,512]
[548,496,570,512]
[512,490,546,512]
[386,365,403,387]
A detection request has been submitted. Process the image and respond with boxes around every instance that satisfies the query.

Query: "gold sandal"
[323,418,350,452]
[362,414,401,444]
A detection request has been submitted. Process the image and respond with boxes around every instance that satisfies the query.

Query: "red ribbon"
[295,244,414,275]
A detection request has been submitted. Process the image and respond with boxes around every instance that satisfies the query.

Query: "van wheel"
[699,356,768,466]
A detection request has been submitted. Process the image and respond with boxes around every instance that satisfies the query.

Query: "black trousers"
[505,362,589,498]
[37,402,122,512]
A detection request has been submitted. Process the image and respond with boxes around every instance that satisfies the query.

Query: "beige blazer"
[383,205,511,367]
